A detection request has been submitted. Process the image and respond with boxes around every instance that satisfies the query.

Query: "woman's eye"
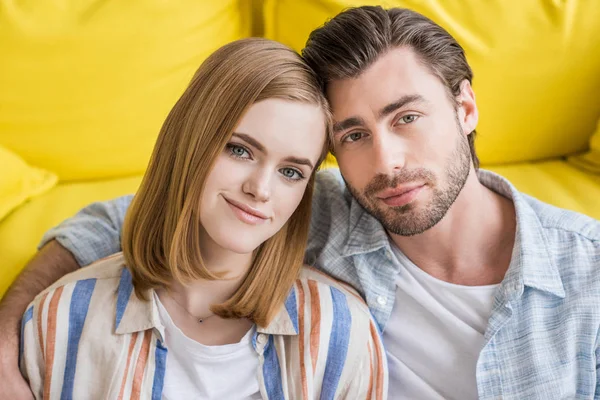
[280,168,304,181]
[342,132,364,143]
[227,144,251,159]
[398,114,419,124]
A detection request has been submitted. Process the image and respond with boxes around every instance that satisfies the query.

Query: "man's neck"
[389,169,516,286]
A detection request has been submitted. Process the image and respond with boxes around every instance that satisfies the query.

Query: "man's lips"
[223,196,269,225]
[376,184,426,207]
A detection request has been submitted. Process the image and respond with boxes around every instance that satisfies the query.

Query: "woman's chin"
[213,237,261,255]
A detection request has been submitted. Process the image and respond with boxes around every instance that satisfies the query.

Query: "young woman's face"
[200,98,326,255]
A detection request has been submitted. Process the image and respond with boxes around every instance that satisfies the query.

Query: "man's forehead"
[328,48,425,87]
[326,47,444,115]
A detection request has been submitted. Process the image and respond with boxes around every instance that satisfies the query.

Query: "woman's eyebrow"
[232,132,266,153]
[283,156,314,170]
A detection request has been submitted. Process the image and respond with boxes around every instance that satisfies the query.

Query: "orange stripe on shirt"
[370,322,385,400]
[118,331,140,400]
[367,341,374,400]
[43,287,64,400]
[37,292,49,357]
[295,280,309,399]
[131,329,152,400]
[307,279,321,374]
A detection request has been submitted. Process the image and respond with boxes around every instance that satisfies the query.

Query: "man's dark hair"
[302,6,479,169]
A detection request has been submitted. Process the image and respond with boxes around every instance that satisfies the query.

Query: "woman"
[20,38,387,399]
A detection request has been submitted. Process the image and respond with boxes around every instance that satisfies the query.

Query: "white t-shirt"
[384,246,500,400]
[154,293,262,400]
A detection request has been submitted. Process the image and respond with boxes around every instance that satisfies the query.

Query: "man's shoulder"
[523,195,600,242]
[314,168,352,207]
[307,169,356,255]
[523,196,600,296]
[315,168,345,189]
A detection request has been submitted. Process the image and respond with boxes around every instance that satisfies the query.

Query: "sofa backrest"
[0,0,252,181]
[2,0,599,180]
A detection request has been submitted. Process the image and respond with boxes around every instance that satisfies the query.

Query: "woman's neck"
[155,244,256,346]
[165,242,254,314]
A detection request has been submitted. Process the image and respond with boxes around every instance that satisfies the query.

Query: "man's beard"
[346,128,472,237]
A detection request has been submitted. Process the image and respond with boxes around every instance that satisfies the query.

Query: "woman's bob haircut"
[122,38,331,327]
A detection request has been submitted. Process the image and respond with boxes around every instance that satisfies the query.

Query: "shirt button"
[257,333,268,345]
[376,296,387,306]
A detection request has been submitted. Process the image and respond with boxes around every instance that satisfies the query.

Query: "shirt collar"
[478,170,565,301]
[114,266,166,340]
[256,288,299,335]
[342,195,393,257]
[340,169,565,300]
[114,264,299,338]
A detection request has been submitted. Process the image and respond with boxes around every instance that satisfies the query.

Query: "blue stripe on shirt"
[152,340,168,400]
[116,267,133,328]
[263,335,285,399]
[284,288,299,334]
[61,279,97,400]
[320,286,352,400]
[20,306,34,362]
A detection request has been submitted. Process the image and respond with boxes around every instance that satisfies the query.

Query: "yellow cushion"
[488,160,600,219]
[569,119,600,174]
[0,145,57,222]
[0,1,250,181]
[0,175,141,298]
[265,0,600,164]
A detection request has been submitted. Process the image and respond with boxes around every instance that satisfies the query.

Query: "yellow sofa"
[1,0,599,298]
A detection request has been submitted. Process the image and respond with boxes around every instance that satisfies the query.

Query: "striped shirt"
[20,253,388,400]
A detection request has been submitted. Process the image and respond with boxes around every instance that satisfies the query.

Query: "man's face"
[327,47,477,236]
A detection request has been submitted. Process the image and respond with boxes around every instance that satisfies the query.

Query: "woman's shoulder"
[48,251,124,287]
[29,253,127,313]
[286,266,385,398]
[296,265,371,322]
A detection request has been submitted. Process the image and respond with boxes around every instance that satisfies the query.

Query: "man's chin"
[377,206,444,237]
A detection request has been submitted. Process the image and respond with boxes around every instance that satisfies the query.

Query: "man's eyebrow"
[231,132,265,152]
[332,95,427,135]
[332,117,365,134]
[378,94,427,119]
[283,156,314,171]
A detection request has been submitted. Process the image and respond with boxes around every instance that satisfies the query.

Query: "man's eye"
[342,132,364,143]
[398,115,418,124]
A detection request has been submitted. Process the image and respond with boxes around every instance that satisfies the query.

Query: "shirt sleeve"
[38,195,134,267]
[20,300,46,399]
[595,330,600,398]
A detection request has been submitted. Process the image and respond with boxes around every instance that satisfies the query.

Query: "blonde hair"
[122,38,330,327]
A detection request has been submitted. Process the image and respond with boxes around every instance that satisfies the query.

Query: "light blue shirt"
[42,169,600,399]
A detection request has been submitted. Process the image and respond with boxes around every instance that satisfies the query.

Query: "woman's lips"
[223,197,269,225]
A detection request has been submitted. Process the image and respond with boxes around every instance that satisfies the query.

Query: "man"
[2,6,600,399]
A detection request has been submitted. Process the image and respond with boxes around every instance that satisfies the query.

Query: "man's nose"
[371,130,406,176]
